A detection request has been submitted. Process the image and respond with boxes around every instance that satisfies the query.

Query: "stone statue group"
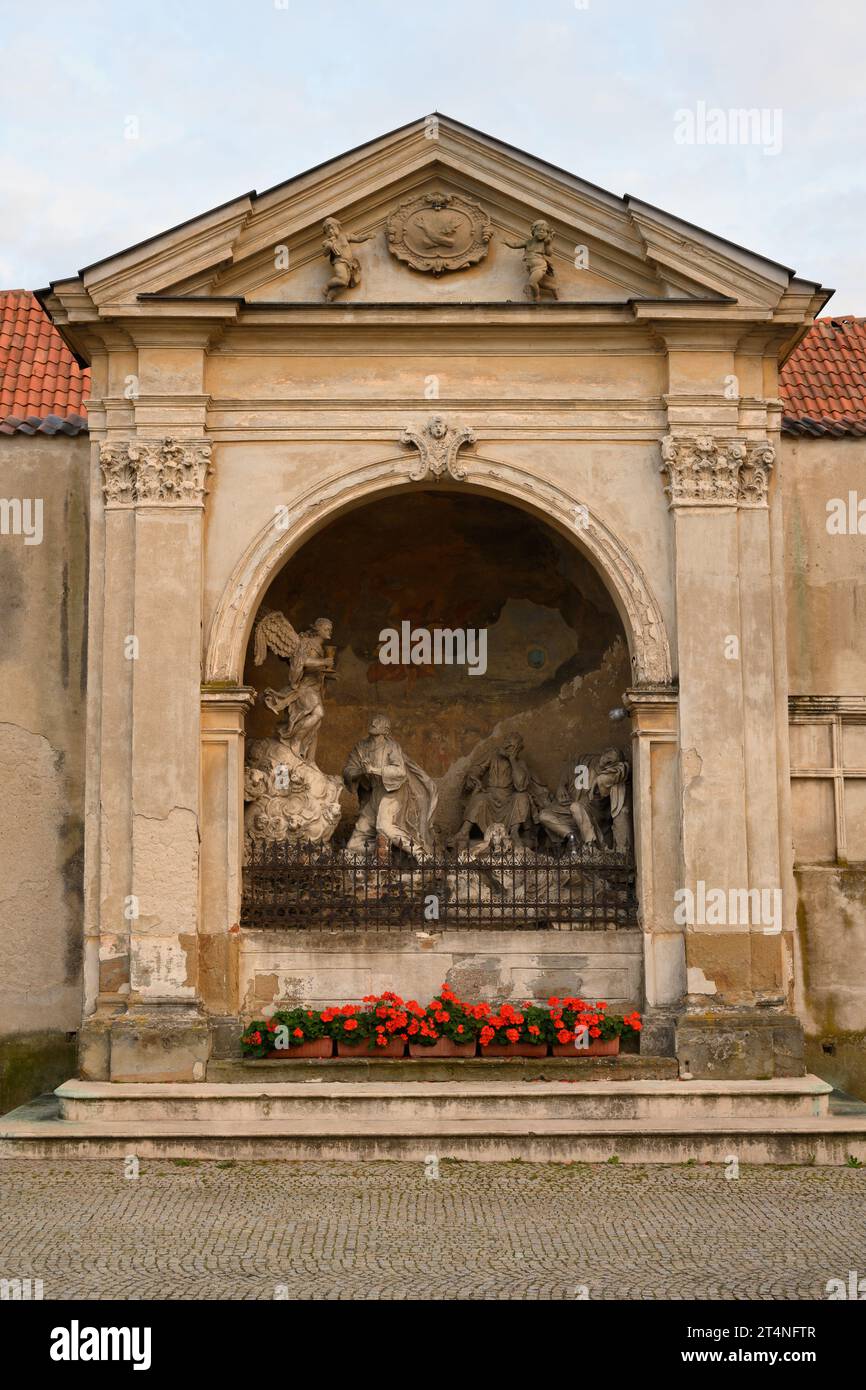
[321,212,558,303]
[244,610,630,859]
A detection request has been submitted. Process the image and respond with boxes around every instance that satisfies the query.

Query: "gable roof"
[68,113,797,283]
[780,316,866,437]
[38,114,829,331]
[0,290,89,435]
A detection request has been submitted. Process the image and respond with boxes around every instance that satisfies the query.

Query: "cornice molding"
[789,696,866,721]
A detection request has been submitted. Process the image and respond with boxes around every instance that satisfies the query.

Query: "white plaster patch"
[687,965,717,995]
[130,938,196,999]
[131,807,198,932]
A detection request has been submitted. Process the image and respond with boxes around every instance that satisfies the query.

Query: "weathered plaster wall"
[239,927,643,1025]
[796,867,866,1098]
[783,435,866,1097]
[783,437,866,694]
[0,434,88,1111]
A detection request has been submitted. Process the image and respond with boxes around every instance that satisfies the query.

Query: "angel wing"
[253,609,300,666]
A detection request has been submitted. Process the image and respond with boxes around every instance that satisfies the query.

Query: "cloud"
[1,0,863,308]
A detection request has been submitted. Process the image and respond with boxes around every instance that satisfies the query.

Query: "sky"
[1,0,863,310]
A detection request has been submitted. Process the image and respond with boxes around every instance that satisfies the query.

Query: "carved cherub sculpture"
[468,821,512,859]
[321,216,374,301]
[504,219,558,301]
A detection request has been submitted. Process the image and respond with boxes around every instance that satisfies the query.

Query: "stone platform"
[209,1055,676,1084]
[2,1070,865,1164]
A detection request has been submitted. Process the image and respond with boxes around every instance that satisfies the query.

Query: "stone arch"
[204,453,672,688]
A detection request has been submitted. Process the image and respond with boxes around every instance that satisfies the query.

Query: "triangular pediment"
[43,114,828,336]
[195,163,670,306]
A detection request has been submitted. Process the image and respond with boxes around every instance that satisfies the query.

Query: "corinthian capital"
[660,435,774,508]
[100,437,212,507]
[738,439,776,507]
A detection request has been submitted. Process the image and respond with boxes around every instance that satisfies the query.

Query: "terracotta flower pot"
[337,1038,406,1058]
[480,1042,548,1058]
[408,1038,477,1059]
[551,1036,620,1058]
[266,1037,333,1059]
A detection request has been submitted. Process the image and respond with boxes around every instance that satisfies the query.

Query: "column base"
[676,1009,805,1080]
[639,1006,678,1058]
[79,1003,126,1081]
[80,1003,212,1082]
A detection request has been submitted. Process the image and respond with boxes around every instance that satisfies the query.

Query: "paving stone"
[0,1161,863,1300]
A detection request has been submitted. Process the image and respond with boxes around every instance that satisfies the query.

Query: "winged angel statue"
[253,611,335,761]
[243,610,342,849]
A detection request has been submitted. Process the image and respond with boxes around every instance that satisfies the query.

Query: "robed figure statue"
[343,714,438,857]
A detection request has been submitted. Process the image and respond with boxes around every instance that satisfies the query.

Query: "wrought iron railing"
[241,840,638,930]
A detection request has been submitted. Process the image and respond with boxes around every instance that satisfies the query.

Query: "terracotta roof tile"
[780,316,866,437]
[0,290,89,435]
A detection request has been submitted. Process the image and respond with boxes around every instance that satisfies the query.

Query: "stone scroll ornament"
[99,437,212,506]
[387,191,492,275]
[660,435,776,507]
[244,610,342,850]
[400,416,476,482]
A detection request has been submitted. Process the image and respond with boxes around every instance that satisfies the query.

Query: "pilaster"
[200,686,257,1019]
[660,432,803,1077]
[625,685,683,1057]
[81,437,213,1081]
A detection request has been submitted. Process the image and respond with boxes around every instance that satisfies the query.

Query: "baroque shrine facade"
[38,115,833,1084]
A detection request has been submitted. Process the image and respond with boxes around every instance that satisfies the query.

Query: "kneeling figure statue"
[343,714,438,857]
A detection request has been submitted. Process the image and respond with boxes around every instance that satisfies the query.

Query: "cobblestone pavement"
[1,1160,864,1300]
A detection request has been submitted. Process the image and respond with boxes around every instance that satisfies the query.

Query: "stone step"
[55,1076,833,1123]
[2,1090,866,1164]
[208,1055,677,1083]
